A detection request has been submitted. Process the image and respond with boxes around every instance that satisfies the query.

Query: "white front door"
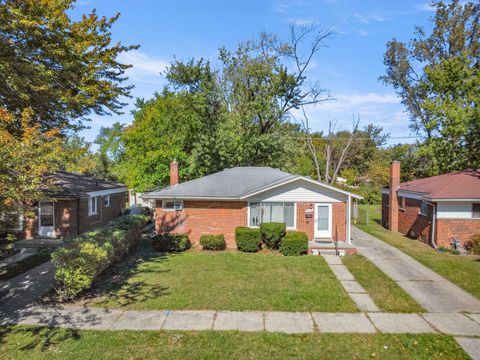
[314,203,332,239]
[38,201,55,238]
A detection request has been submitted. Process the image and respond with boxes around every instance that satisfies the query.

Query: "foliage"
[381,0,480,175]
[0,109,63,235]
[152,233,191,252]
[200,234,226,251]
[280,231,308,256]
[235,227,261,252]
[464,235,480,255]
[51,215,147,300]
[0,0,138,134]
[260,222,286,250]
[117,25,332,190]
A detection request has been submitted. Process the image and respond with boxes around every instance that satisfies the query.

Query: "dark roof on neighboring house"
[142,166,362,200]
[44,172,126,198]
[395,170,480,200]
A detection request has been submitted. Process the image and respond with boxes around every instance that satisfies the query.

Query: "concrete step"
[310,249,346,256]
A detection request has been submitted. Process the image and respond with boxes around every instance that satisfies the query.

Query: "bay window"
[249,202,295,228]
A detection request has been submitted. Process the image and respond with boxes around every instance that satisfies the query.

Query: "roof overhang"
[425,198,480,202]
[86,187,128,197]
[240,176,363,200]
[141,194,239,200]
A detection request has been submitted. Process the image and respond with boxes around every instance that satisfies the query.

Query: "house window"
[88,196,98,216]
[249,202,295,228]
[162,200,183,211]
[104,194,111,207]
[419,201,428,216]
[399,196,405,210]
[473,203,480,218]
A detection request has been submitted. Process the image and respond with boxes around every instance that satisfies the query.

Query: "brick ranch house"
[143,162,362,251]
[14,172,127,241]
[382,161,480,247]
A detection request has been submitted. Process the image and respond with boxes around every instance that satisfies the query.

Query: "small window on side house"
[104,194,111,207]
[162,200,183,211]
[472,203,480,218]
[419,201,428,216]
[88,196,98,216]
[399,196,405,210]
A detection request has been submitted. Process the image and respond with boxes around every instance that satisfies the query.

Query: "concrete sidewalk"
[1,305,480,337]
[352,227,480,313]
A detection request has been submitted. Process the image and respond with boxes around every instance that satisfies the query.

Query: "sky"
[72,0,437,146]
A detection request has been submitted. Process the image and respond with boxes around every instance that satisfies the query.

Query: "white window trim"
[104,194,111,207]
[162,200,184,212]
[419,200,428,216]
[247,201,297,230]
[88,196,98,216]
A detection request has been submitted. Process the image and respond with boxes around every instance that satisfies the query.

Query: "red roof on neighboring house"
[398,170,480,200]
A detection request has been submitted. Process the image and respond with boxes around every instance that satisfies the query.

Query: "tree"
[0,109,62,235]
[119,25,333,190]
[0,0,138,134]
[381,0,480,175]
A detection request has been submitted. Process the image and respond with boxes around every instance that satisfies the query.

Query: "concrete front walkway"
[352,227,480,313]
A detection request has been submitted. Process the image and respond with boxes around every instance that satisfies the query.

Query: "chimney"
[389,161,400,232]
[170,160,179,186]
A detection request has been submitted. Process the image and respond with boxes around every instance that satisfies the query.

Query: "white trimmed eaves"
[240,176,363,200]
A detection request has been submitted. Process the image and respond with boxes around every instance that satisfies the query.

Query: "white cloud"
[414,3,436,12]
[273,3,288,13]
[354,13,385,24]
[117,51,168,84]
[357,29,369,37]
[290,18,318,26]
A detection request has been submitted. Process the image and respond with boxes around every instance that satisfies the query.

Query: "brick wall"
[398,197,432,244]
[155,201,348,248]
[79,192,126,234]
[155,200,248,248]
[436,219,480,247]
[54,200,78,239]
[381,193,389,228]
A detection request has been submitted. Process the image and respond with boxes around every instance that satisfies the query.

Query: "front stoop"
[308,240,356,256]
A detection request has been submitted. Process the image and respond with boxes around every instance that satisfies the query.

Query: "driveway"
[352,226,480,313]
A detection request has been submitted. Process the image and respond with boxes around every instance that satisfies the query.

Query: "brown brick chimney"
[389,161,400,232]
[170,160,179,186]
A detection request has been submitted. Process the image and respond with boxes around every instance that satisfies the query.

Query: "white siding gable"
[246,179,346,203]
[437,202,474,219]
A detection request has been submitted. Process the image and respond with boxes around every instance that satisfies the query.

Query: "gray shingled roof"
[143,167,296,199]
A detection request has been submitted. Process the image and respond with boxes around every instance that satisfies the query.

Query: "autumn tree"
[381,0,479,175]
[0,0,138,134]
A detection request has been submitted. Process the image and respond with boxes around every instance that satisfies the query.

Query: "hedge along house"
[17,172,127,241]
[142,162,362,253]
[382,161,480,248]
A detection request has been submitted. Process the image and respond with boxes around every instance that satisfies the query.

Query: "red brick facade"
[436,219,480,247]
[382,194,479,247]
[155,200,348,248]
[24,191,126,240]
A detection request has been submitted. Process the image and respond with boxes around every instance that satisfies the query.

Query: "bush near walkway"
[260,222,286,249]
[52,215,148,300]
[153,233,191,252]
[280,232,308,256]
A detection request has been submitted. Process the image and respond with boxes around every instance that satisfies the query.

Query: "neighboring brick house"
[16,172,127,241]
[382,161,480,247]
[143,162,362,250]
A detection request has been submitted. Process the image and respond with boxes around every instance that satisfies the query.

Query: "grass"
[86,241,358,312]
[342,254,425,313]
[357,204,480,299]
[0,326,469,360]
[0,250,52,281]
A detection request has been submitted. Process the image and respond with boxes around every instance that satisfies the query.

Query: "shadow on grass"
[77,238,177,308]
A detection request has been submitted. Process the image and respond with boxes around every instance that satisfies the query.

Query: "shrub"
[280,231,308,256]
[464,234,480,255]
[260,222,286,249]
[153,233,191,252]
[200,234,226,251]
[51,214,148,301]
[235,227,261,252]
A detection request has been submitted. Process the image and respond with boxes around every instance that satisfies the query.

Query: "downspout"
[346,195,352,244]
[426,201,438,250]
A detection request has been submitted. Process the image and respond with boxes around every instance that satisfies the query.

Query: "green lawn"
[87,241,357,312]
[0,326,468,360]
[357,204,480,299]
[343,254,424,313]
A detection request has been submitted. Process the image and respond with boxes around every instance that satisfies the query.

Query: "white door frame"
[314,203,332,239]
[38,201,56,238]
